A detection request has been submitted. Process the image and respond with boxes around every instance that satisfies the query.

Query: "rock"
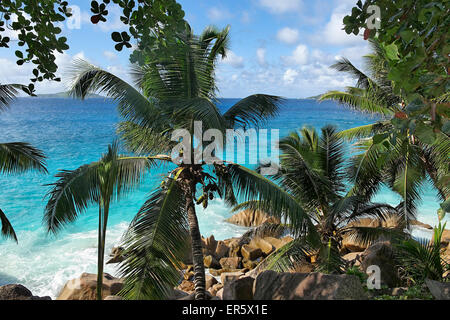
[226,209,280,227]
[227,239,242,258]
[104,295,123,300]
[204,255,221,269]
[288,262,315,273]
[215,241,229,259]
[168,289,189,300]
[216,288,224,299]
[282,236,294,244]
[264,237,285,250]
[208,283,223,296]
[0,284,32,300]
[183,271,194,281]
[249,238,274,255]
[360,241,400,288]
[342,252,362,266]
[390,287,408,296]
[0,284,51,300]
[209,268,241,277]
[177,280,195,294]
[253,271,368,300]
[106,247,125,264]
[221,271,245,285]
[220,257,242,270]
[241,244,263,261]
[57,273,123,300]
[243,259,258,270]
[223,277,255,300]
[203,235,218,255]
[205,275,218,290]
[425,279,450,300]
[342,217,404,252]
[411,220,433,230]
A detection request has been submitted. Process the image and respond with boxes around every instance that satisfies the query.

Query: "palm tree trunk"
[185,180,206,300]
[97,204,104,300]
[96,200,110,300]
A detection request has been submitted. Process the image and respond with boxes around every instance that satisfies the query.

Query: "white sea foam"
[0,199,248,299]
[0,223,128,298]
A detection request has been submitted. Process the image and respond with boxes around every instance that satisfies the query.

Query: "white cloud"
[256,48,267,67]
[0,51,88,94]
[282,44,309,65]
[276,27,300,45]
[259,0,303,14]
[313,2,365,46]
[221,50,244,68]
[335,44,371,68]
[283,69,299,84]
[207,7,232,21]
[103,51,117,60]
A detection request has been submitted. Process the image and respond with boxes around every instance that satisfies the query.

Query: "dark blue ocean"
[0,98,443,297]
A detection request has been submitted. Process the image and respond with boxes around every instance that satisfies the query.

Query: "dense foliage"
[343,0,449,136]
[0,0,186,92]
[320,40,449,223]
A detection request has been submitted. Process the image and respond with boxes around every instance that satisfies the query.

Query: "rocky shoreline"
[1,210,449,300]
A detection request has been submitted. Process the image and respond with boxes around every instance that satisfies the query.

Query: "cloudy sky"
[0,0,370,98]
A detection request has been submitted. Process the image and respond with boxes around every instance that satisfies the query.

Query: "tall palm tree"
[0,84,47,242]
[235,125,403,273]
[44,141,157,300]
[319,40,449,227]
[68,23,315,300]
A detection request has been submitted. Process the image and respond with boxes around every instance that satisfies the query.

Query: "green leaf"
[414,123,436,144]
[373,133,387,144]
[385,43,400,60]
[111,31,122,42]
[441,198,450,213]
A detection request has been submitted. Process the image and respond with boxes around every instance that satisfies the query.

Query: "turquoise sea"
[0,97,445,298]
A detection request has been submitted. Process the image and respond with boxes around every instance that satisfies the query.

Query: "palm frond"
[117,121,175,155]
[0,83,30,111]
[44,163,102,233]
[69,59,161,128]
[395,223,447,283]
[319,125,346,195]
[223,94,283,129]
[118,178,189,300]
[330,57,370,89]
[341,226,406,249]
[337,121,391,141]
[319,90,394,116]
[0,142,47,174]
[44,144,155,233]
[0,207,18,242]
[227,163,318,240]
[259,237,314,272]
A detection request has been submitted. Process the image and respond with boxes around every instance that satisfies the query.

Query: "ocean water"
[0,97,445,298]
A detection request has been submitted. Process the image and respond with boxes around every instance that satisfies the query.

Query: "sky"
[0,0,371,98]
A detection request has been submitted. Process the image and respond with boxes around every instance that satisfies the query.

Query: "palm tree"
[44,141,157,300]
[396,222,449,284]
[0,84,47,242]
[319,40,449,227]
[235,126,405,273]
[68,23,315,300]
